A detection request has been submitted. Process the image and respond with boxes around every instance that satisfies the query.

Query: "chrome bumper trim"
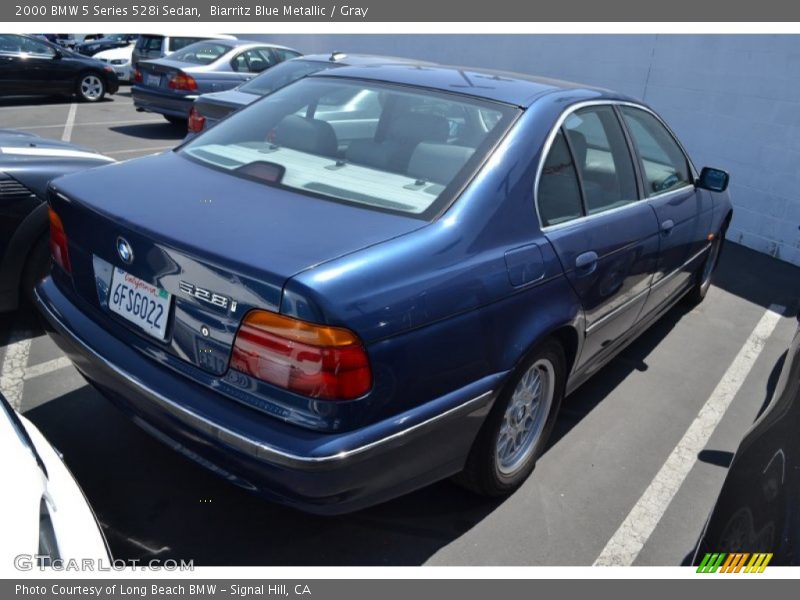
[35,285,493,469]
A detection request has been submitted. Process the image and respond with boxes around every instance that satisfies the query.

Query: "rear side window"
[563,106,638,215]
[168,37,207,52]
[170,42,230,65]
[238,59,328,96]
[620,106,692,196]
[538,130,583,227]
[274,48,302,62]
[231,47,276,73]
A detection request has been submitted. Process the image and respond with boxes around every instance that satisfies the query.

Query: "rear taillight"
[187,106,206,133]
[168,71,198,92]
[230,310,372,401]
[133,68,142,83]
[48,207,71,275]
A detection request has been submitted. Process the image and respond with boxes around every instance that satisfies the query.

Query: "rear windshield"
[180,77,519,218]
[169,41,231,65]
[238,59,330,96]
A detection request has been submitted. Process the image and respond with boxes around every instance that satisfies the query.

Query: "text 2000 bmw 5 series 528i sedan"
[35,63,732,514]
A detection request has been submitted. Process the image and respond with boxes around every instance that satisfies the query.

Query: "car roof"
[314,63,631,107]
[140,33,237,40]
[298,53,436,67]
[221,39,299,52]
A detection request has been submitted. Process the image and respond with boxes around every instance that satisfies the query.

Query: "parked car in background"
[0,130,113,312]
[0,390,110,566]
[94,44,135,83]
[133,39,301,124]
[37,64,732,514]
[76,34,138,57]
[0,34,120,102]
[132,33,236,68]
[694,317,800,566]
[187,52,433,136]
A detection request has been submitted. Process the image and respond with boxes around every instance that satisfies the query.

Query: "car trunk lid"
[49,151,425,376]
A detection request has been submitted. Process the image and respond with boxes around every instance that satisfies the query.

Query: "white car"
[94,43,135,82]
[0,392,109,568]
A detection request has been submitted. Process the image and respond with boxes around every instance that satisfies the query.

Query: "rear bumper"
[132,86,195,118]
[35,277,497,514]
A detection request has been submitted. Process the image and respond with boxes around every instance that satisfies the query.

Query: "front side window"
[563,106,638,215]
[620,106,692,196]
[181,77,519,218]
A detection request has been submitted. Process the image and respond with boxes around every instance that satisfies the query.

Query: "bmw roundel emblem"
[116,237,134,265]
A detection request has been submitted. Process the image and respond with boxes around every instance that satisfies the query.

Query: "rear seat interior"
[272,110,476,185]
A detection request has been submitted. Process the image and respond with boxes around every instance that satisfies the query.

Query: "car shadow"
[25,384,504,566]
[21,302,693,567]
[0,96,117,108]
[14,242,799,566]
[109,123,187,141]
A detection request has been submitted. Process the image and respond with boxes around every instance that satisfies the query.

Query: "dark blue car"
[36,63,732,513]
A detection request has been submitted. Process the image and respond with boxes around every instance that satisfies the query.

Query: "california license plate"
[146,73,160,87]
[108,268,171,340]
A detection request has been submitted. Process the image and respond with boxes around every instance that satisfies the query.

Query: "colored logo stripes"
[696,552,773,573]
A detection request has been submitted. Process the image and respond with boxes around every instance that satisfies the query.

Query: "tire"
[164,115,187,127]
[686,222,727,305]
[21,234,50,306]
[455,338,566,496]
[76,72,106,102]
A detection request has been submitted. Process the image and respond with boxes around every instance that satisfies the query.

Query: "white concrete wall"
[242,34,800,266]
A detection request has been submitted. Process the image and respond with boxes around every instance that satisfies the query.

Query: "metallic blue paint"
[35,65,732,512]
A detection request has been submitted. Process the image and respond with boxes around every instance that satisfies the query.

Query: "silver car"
[132,39,301,125]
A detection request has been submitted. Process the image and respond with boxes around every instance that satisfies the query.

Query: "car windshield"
[181,77,519,218]
[169,41,230,65]
[238,59,330,96]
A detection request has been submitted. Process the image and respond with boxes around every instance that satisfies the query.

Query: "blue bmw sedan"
[36,63,732,513]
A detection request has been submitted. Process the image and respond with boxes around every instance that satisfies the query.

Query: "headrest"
[274,115,338,157]
[566,130,587,168]
[408,143,474,184]
[385,113,450,144]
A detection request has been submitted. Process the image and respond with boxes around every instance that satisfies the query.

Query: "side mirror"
[696,166,729,193]
[52,48,62,60]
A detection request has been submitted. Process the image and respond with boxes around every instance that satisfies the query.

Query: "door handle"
[575,251,598,274]
[661,219,675,234]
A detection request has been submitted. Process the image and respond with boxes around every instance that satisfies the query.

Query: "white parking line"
[0,331,33,411]
[593,303,785,566]
[61,103,77,142]
[23,356,73,381]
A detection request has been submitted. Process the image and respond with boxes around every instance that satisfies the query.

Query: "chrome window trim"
[534,99,699,233]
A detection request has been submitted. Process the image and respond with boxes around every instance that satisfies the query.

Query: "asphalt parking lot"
[1,90,800,566]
